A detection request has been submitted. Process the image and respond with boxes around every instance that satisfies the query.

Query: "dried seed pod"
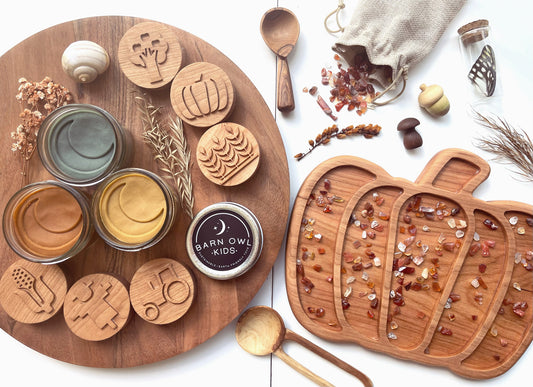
[418,84,450,117]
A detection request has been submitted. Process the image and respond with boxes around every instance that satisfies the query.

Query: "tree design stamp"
[170,62,235,128]
[129,258,195,325]
[197,122,260,186]
[63,273,131,341]
[118,21,183,89]
[0,259,67,324]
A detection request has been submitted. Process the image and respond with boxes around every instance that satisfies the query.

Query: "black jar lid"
[186,202,263,280]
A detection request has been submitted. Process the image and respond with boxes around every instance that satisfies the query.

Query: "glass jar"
[3,180,93,264]
[457,19,503,111]
[92,168,178,251]
[37,104,132,187]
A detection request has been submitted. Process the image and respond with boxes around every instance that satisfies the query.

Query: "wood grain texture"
[118,21,183,89]
[276,56,295,112]
[0,16,289,367]
[197,122,260,186]
[63,273,131,341]
[129,258,195,324]
[0,259,67,324]
[285,149,533,379]
[170,61,235,127]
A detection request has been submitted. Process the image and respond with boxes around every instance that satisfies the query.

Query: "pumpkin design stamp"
[63,273,131,341]
[129,258,195,324]
[0,259,67,324]
[170,62,235,128]
[118,22,183,89]
[197,122,260,186]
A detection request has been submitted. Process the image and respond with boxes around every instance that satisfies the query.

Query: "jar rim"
[37,103,128,187]
[91,168,177,251]
[2,180,93,264]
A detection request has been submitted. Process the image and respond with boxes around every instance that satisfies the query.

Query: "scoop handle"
[274,346,334,387]
[285,329,374,387]
[276,56,295,112]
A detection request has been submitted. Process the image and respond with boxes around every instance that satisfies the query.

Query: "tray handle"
[414,149,490,195]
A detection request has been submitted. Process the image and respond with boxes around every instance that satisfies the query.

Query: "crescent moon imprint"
[215,219,226,235]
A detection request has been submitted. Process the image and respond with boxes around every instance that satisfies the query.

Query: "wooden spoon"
[235,306,373,387]
[260,7,299,112]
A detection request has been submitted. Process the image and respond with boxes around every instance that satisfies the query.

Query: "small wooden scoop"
[260,7,299,112]
[235,306,373,387]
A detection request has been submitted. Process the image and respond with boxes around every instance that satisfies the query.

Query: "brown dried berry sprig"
[294,123,381,161]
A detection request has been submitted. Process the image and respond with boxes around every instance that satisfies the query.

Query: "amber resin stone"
[118,21,183,89]
[170,62,235,128]
[63,273,131,341]
[0,259,67,324]
[129,258,195,324]
[196,122,260,186]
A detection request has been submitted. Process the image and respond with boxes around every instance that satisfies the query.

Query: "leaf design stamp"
[197,122,260,186]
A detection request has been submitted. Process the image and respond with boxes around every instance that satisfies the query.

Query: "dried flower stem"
[11,77,73,185]
[474,111,533,182]
[294,123,381,161]
[136,93,195,219]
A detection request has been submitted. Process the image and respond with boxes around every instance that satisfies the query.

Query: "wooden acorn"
[61,40,110,83]
[418,83,450,117]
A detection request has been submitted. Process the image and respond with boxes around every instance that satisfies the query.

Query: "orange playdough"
[13,186,83,258]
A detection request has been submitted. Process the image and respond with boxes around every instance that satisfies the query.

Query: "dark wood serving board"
[0,16,290,367]
[285,149,532,379]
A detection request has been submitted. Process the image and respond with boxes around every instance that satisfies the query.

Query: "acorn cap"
[418,84,443,107]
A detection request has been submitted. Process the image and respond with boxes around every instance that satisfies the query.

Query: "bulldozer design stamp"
[129,258,195,324]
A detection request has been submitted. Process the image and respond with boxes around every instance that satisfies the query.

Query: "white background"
[1,1,532,386]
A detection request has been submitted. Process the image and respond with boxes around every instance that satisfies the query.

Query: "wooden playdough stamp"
[0,259,67,324]
[63,273,130,341]
[197,122,260,186]
[129,258,195,325]
[118,21,183,89]
[170,62,235,128]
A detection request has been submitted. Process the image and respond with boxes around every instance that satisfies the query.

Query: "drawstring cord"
[326,1,408,105]
[371,66,408,106]
[324,0,346,34]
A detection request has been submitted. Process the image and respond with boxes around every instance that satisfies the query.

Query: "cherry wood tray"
[285,149,532,379]
[0,16,290,367]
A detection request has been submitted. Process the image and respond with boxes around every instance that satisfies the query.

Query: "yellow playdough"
[99,173,167,244]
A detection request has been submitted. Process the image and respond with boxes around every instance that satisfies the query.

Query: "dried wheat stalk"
[474,111,533,182]
[136,93,195,219]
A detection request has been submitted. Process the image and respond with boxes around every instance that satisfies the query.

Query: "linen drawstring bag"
[332,0,467,104]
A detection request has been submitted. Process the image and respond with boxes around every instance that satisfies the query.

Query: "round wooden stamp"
[0,259,67,324]
[197,122,260,186]
[118,21,183,89]
[170,62,235,128]
[63,273,131,341]
[129,258,195,325]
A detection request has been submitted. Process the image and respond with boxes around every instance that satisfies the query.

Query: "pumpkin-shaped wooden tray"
[286,148,532,379]
[0,16,290,367]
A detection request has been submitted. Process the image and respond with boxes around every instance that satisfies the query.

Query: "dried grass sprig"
[135,93,195,219]
[294,123,381,161]
[474,111,533,182]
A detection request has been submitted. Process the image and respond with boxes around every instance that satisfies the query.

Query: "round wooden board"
[0,16,290,368]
